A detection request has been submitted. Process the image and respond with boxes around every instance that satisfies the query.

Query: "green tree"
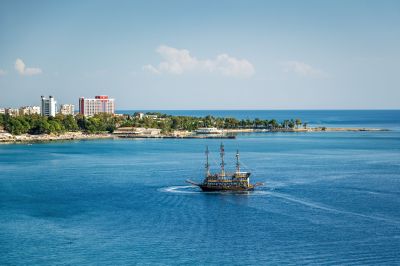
[48,120,64,133]
[295,118,302,129]
[171,117,181,130]
[0,114,4,127]
[5,117,28,135]
[268,119,278,129]
[288,119,295,129]
[282,120,289,129]
[62,115,79,131]
[29,117,50,134]
[254,118,264,128]
[76,114,89,131]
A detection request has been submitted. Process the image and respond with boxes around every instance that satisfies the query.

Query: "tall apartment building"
[59,104,75,115]
[41,96,57,117]
[19,106,41,115]
[78,95,115,117]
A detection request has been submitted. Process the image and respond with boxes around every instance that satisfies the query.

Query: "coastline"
[0,127,389,144]
[0,132,113,144]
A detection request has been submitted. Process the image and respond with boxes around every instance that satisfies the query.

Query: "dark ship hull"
[186,179,259,192]
[199,184,255,192]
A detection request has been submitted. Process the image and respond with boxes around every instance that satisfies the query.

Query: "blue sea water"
[1,110,400,265]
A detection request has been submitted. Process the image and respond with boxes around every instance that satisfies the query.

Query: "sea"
[1,110,400,265]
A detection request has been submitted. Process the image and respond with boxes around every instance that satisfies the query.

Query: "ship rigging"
[187,144,263,191]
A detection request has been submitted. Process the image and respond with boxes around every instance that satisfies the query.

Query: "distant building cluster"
[0,106,40,116]
[19,106,41,115]
[1,94,115,117]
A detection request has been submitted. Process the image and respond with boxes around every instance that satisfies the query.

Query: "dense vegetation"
[0,113,118,135]
[120,112,305,133]
[0,112,305,135]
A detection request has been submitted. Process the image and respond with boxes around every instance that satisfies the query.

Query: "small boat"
[195,127,223,134]
[187,144,263,191]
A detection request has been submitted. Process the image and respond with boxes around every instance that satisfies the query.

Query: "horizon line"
[114,108,400,111]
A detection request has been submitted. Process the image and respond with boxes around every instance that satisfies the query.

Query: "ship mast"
[236,149,240,173]
[205,145,210,177]
[220,143,225,177]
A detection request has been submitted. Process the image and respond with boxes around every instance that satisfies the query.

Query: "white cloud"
[281,61,327,78]
[0,69,6,76]
[15,58,42,76]
[143,45,255,78]
[142,64,160,74]
[213,54,255,78]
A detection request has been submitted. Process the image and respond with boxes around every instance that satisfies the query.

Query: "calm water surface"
[1,111,400,265]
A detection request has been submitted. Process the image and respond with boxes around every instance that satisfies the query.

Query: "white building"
[59,104,75,115]
[5,108,19,117]
[79,95,115,117]
[136,112,145,119]
[19,106,41,115]
[41,96,57,117]
[0,108,5,114]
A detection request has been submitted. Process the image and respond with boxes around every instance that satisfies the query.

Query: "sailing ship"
[187,144,263,191]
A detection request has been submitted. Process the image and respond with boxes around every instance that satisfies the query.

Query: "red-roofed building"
[79,95,115,116]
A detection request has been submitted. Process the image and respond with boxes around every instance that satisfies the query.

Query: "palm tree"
[269,119,278,129]
[282,120,289,129]
[295,118,302,129]
[288,119,295,129]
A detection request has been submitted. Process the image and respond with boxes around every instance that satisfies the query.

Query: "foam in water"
[159,185,270,195]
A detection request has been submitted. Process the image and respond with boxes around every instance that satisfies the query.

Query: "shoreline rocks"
[0,132,113,144]
[0,127,389,144]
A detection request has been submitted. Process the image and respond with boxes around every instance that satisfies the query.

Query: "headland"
[0,112,388,144]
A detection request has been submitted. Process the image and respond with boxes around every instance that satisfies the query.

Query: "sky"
[0,0,399,110]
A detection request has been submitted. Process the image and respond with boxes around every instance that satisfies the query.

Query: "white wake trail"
[268,191,400,226]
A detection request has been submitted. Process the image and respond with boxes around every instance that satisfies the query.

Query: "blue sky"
[0,0,399,109]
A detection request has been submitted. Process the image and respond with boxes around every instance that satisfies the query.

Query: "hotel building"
[41,95,57,117]
[79,95,115,117]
